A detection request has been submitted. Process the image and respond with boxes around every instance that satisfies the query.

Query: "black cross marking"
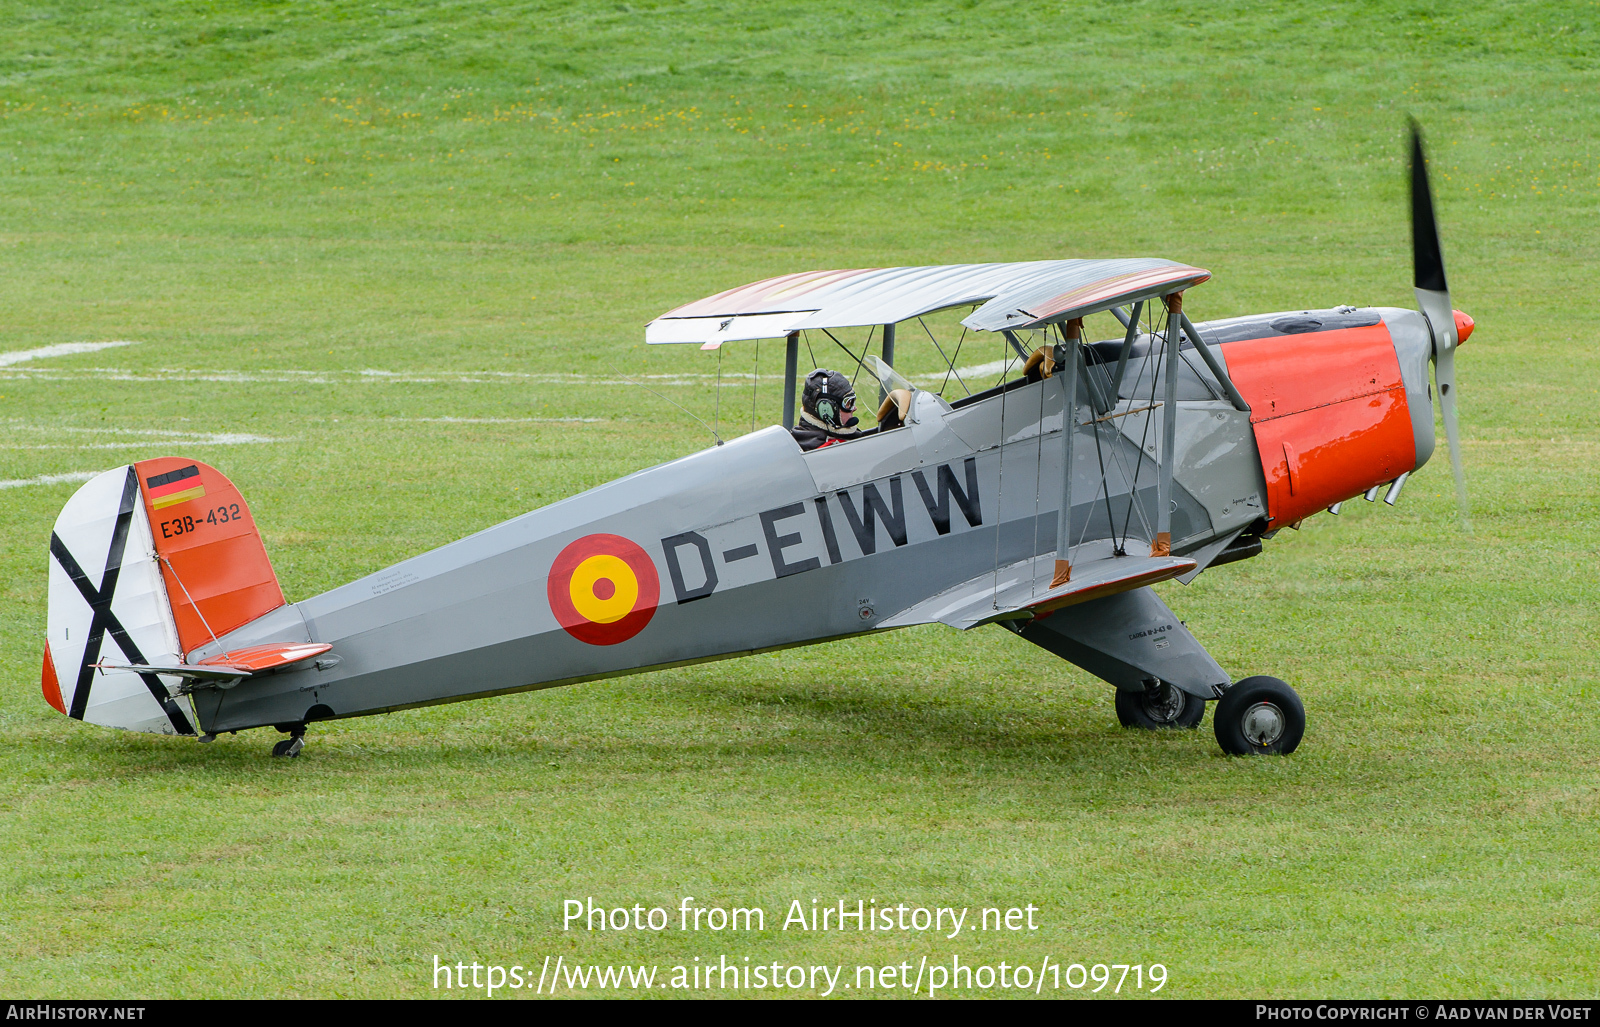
[49,466,193,734]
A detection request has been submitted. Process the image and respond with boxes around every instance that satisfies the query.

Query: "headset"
[803,369,858,430]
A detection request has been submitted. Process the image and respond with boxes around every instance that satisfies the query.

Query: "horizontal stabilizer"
[881,539,1196,631]
[92,641,332,687]
[195,642,331,673]
[93,660,251,682]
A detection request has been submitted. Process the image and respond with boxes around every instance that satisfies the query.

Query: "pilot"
[789,369,860,451]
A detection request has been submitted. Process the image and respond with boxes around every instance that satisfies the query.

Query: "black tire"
[271,739,300,758]
[1213,676,1304,755]
[1115,682,1206,730]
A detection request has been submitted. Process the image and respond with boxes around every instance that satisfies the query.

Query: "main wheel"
[1115,682,1206,730]
[271,738,303,758]
[1213,676,1304,755]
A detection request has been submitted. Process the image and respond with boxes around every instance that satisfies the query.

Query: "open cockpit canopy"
[645,258,1210,345]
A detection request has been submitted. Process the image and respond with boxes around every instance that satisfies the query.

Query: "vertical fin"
[134,458,286,657]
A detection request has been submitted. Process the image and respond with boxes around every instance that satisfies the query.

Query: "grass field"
[1,0,1597,999]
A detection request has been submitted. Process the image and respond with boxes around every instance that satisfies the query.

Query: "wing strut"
[1108,300,1144,399]
[1053,318,1083,587]
[781,331,800,429]
[879,322,896,404]
[1153,293,1184,556]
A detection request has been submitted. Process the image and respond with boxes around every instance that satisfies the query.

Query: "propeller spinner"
[1410,121,1472,530]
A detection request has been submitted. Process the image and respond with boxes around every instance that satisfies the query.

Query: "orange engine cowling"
[1221,318,1419,528]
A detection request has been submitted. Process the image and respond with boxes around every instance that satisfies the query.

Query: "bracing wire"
[608,361,725,446]
[939,323,970,398]
[1085,348,1122,556]
[1045,310,1156,556]
[1068,315,1135,557]
[994,333,1028,388]
[1177,327,1224,402]
[1119,310,1160,546]
[850,325,877,390]
[1073,421,1109,557]
[1119,306,1167,547]
[918,316,970,397]
[158,555,221,649]
[1113,303,1164,543]
[751,337,759,433]
[820,327,873,383]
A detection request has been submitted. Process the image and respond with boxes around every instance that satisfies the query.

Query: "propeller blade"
[1411,120,1471,530]
[1434,347,1472,531]
[1411,122,1448,297]
[1411,121,1458,354]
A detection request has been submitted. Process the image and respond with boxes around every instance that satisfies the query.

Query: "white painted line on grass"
[1,360,1025,389]
[409,417,607,424]
[0,470,100,489]
[2,424,291,449]
[7,439,290,450]
[0,341,138,367]
[12,424,286,439]
[912,358,1016,383]
[0,367,785,386]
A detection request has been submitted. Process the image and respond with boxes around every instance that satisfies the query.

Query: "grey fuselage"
[187,307,1437,734]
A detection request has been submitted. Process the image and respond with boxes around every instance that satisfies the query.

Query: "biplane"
[38,127,1469,757]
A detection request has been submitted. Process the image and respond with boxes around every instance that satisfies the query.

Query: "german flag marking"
[547,534,659,645]
[146,464,206,510]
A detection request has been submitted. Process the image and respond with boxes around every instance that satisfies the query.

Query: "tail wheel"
[1115,682,1205,730]
[1213,676,1305,755]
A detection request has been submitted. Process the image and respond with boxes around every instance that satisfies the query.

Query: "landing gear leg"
[271,723,306,758]
[1013,586,1228,730]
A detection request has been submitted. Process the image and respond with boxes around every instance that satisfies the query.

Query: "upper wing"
[646,259,1210,345]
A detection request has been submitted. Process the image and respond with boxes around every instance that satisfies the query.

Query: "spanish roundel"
[547,534,660,645]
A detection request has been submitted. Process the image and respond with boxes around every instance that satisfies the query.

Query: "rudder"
[44,459,286,735]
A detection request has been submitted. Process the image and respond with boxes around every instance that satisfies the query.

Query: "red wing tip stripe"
[663,268,882,318]
[1023,268,1211,321]
[146,464,201,491]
